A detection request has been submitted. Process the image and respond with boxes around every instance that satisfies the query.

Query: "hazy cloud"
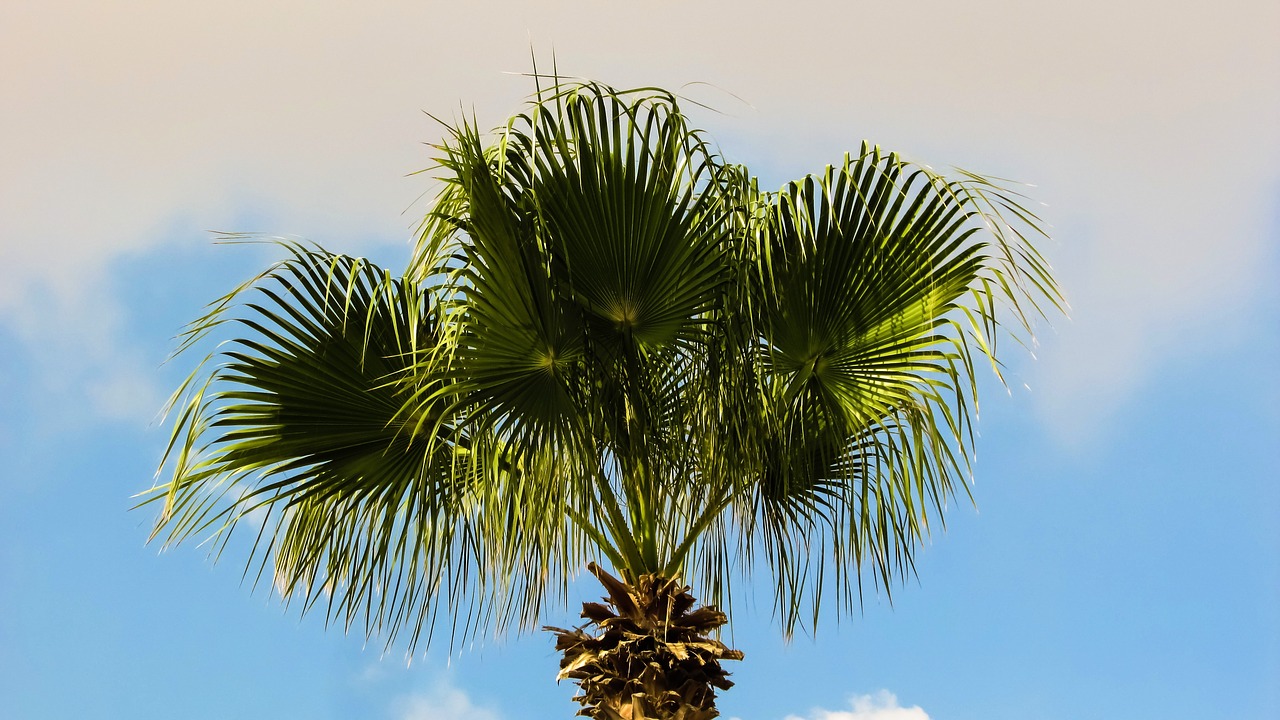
[3,1,1277,437]
[780,690,930,720]
[389,676,501,720]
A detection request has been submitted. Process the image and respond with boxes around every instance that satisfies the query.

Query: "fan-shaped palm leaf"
[145,76,1062,717]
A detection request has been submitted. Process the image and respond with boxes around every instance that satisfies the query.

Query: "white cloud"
[0,268,165,448]
[85,362,165,422]
[781,690,930,720]
[389,676,501,720]
[2,0,1276,437]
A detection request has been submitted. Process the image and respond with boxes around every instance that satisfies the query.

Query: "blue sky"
[2,2,1277,719]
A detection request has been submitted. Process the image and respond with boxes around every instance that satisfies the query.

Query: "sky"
[1,1,1277,718]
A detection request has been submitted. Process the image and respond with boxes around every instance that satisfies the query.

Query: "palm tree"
[145,78,1061,719]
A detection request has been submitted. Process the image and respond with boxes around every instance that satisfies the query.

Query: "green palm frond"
[147,77,1063,651]
[707,146,1059,632]
[143,241,528,651]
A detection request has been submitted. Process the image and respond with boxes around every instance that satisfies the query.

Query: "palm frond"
[143,241,537,652]
[699,145,1061,633]
[147,77,1063,652]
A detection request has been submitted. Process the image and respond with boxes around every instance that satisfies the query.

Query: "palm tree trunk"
[546,563,744,720]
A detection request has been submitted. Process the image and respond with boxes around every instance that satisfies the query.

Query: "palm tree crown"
[146,78,1060,686]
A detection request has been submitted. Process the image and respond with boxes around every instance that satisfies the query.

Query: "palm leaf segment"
[146,80,1061,652]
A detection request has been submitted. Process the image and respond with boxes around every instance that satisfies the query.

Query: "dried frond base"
[545,563,744,720]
